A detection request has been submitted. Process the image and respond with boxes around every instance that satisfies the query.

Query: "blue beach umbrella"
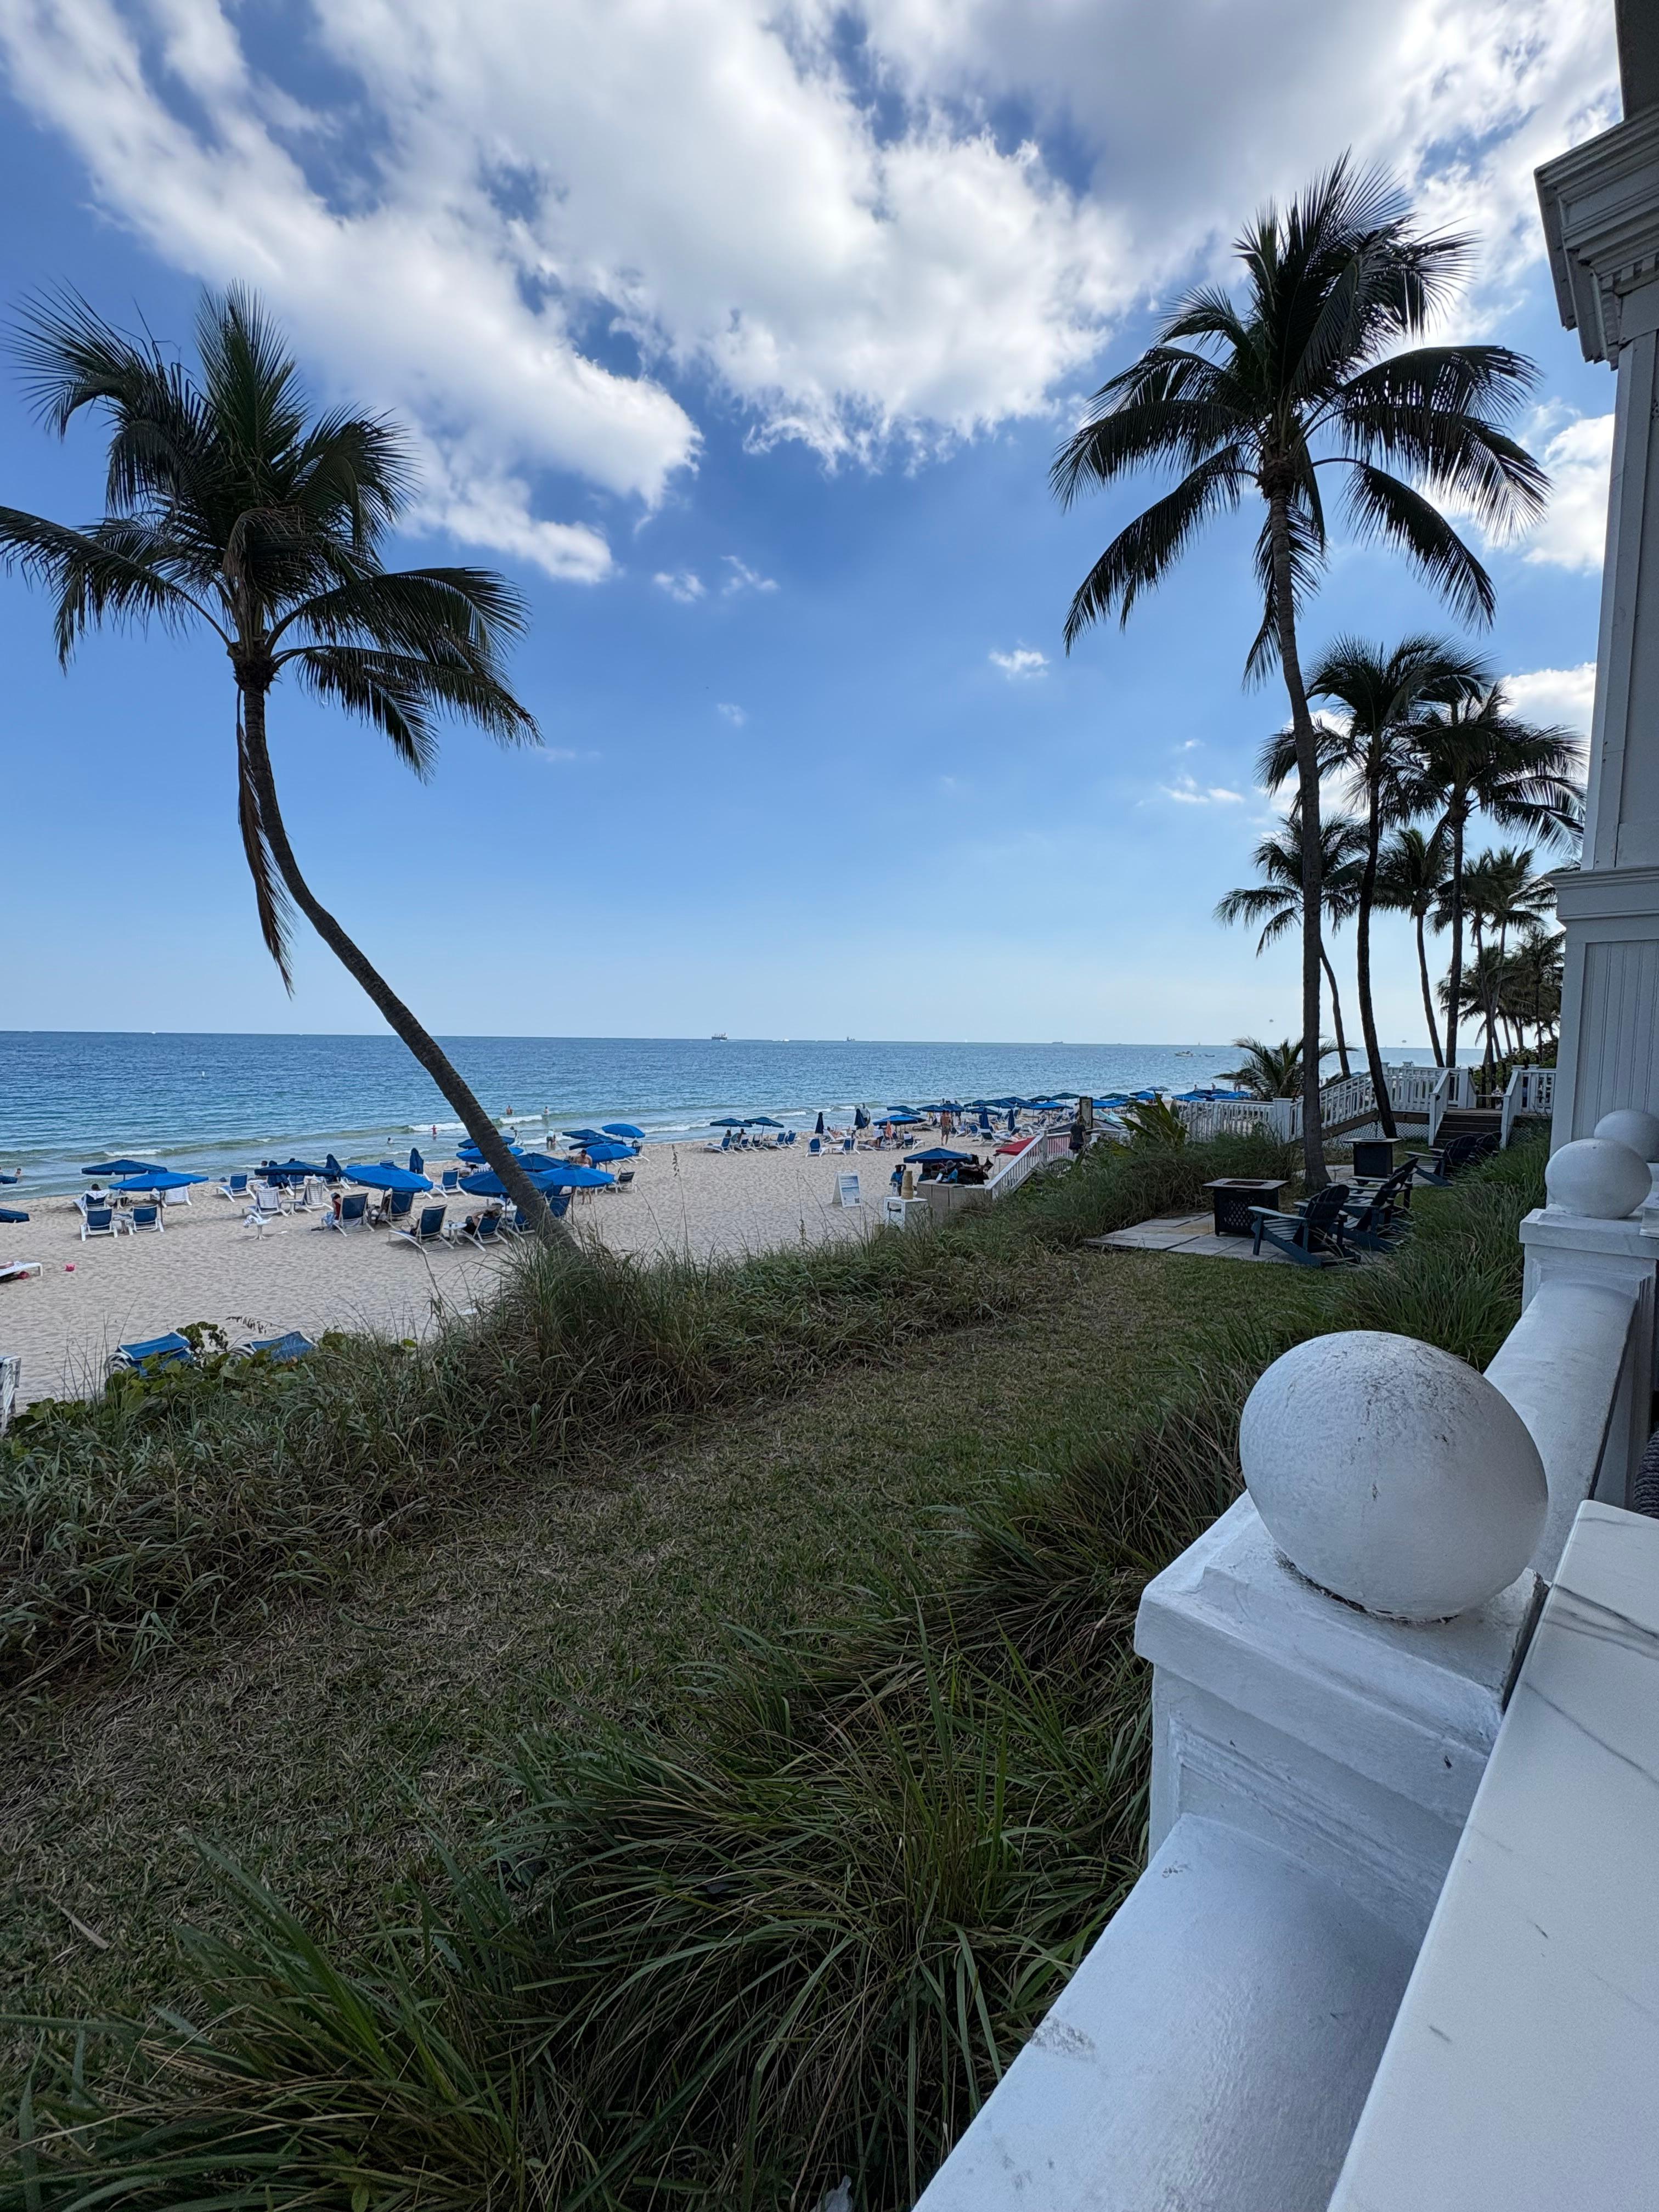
[344,1163,432,1192]
[457,1139,525,1163]
[583,1141,635,1163]
[814,1111,826,1135]
[602,1122,646,1139]
[263,1157,328,1182]
[111,1170,208,1193]
[904,1147,974,1164]
[0,1206,28,1223]
[460,1164,613,1197]
[748,1116,785,1128]
[409,1148,424,1175]
[709,1116,751,1128]
[83,1158,167,1178]
[562,1127,612,1144]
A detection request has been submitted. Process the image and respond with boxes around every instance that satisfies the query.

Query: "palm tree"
[1500,931,1564,1057]
[1052,157,1544,1186]
[1215,816,1365,1078]
[1457,845,1556,1080]
[1410,687,1583,1071]
[1374,825,1452,1064]
[1260,636,1486,1135]
[1218,1036,1330,1099]
[0,289,561,1235]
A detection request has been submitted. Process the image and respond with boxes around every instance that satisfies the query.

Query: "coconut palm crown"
[1053,156,1545,1183]
[0,287,559,1233]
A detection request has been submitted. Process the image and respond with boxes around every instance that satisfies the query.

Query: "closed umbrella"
[344,1164,432,1192]
[854,1106,871,1130]
[409,1147,424,1175]
[602,1122,646,1139]
[814,1111,826,1135]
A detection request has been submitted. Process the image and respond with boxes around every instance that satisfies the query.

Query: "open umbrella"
[583,1142,636,1164]
[111,1170,208,1193]
[83,1158,167,1178]
[904,1147,974,1164]
[262,1157,328,1183]
[0,1206,28,1223]
[749,1116,785,1128]
[602,1122,645,1139]
[458,1140,524,1163]
[344,1164,432,1193]
[460,1164,613,1197]
[709,1116,751,1128]
[562,1128,612,1144]
[876,1109,923,1125]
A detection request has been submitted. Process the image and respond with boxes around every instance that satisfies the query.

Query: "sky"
[0,0,1623,1044]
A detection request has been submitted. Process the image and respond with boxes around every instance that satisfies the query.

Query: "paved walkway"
[1085,1211,1295,1264]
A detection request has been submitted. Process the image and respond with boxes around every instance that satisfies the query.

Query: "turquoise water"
[0,1031,1270,1189]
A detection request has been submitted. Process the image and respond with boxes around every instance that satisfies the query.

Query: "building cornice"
[1537,107,1659,363]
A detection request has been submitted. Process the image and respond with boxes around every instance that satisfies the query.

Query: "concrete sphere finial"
[1545,1137,1652,1220]
[1593,1107,1659,1163]
[1240,1332,1547,1621]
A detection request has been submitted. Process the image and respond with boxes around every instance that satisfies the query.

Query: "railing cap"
[1547,1136,1652,1219]
[1240,1331,1547,1621]
[1592,1107,1659,1161]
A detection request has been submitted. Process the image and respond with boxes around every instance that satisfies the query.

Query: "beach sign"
[833,1172,861,1208]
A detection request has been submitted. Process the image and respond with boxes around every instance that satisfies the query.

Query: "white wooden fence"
[1502,1065,1556,1148]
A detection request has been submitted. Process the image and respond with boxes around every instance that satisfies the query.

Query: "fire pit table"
[1204,1177,1290,1237]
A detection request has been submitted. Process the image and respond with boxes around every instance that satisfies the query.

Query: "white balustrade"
[982,1125,1073,1200]
[1501,1065,1556,1147]
[916,1113,1659,2212]
[1173,1096,1294,1143]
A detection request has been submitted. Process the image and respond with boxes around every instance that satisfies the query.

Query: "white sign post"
[833,1172,861,1208]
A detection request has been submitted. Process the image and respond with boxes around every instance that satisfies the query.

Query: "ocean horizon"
[0,1029,1460,1192]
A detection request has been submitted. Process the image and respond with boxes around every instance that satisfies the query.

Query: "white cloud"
[0,0,1616,574]
[723,555,778,595]
[1521,411,1614,571]
[1163,773,1244,806]
[539,745,601,762]
[654,569,707,603]
[1505,662,1596,733]
[989,646,1048,678]
[716,701,748,725]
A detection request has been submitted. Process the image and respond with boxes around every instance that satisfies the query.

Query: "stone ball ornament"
[1545,1136,1652,1221]
[1592,1107,1659,1164]
[1239,1331,1547,1621]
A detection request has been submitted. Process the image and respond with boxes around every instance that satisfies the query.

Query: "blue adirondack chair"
[1250,1183,1357,1266]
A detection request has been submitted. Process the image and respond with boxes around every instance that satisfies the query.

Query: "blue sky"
[0,0,1621,1043]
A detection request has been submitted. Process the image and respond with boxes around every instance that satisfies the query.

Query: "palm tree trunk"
[1415,911,1443,1064]
[1444,809,1466,1078]
[239,683,565,1242]
[1321,946,1352,1078]
[1356,776,1396,1137]
[1268,490,1327,1189]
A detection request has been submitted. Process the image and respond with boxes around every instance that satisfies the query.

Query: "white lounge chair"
[1,1261,43,1284]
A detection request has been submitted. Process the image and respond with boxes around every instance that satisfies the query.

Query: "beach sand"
[0,1138,957,1406]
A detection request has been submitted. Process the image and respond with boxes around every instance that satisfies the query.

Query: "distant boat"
[710,1031,729,1041]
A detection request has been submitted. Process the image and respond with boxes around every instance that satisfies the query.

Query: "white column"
[1537,111,1659,1139]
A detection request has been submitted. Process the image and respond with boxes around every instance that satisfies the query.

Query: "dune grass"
[2,1138,1544,2211]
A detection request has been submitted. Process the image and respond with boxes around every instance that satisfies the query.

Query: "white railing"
[1424,1064,1475,1143]
[1285,1064,1454,1141]
[1501,1065,1556,1148]
[984,1125,1072,1199]
[917,1127,1658,2212]
[1174,1096,1294,1143]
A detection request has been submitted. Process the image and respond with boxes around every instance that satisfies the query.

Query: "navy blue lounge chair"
[1250,1183,1357,1267]
[230,1330,315,1364]
[127,1203,163,1234]
[108,1330,195,1377]
[396,1203,449,1249]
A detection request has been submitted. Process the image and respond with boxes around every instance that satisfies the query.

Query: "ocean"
[0,1031,1277,1190]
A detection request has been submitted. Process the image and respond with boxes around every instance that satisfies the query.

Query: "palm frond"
[291,645,538,770]
[1063,453,1244,647]
[1243,497,1326,685]
[1050,353,1240,505]
[0,506,215,659]
[237,708,295,988]
[195,286,308,481]
[1342,462,1497,626]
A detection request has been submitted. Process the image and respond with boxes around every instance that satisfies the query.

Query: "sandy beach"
[0,1137,960,1406]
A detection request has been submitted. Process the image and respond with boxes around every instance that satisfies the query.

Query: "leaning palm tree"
[0,289,560,1234]
[1500,930,1564,1057]
[1374,825,1452,1063]
[1053,157,1545,1185]
[1215,815,1365,1078]
[1409,687,1583,1071]
[1260,636,1486,1135]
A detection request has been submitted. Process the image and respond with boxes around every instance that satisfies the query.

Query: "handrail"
[1500,1065,1554,1148]
[983,1125,1071,1200]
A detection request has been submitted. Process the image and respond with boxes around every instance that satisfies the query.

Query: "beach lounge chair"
[808,1136,821,1155]
[458,1210,504,1247]
[395,1203,448,1250]
[440,1167,461,1192]
[1,1261,43,1285]
[80,1205,118,1240]
[216,1172,251,1201]
[108,1331,194,1378]
[608,1168,635,1193]
[126,1203,163,1234]
[230,1330,317,1364]
[314,1190,371,1233]
[1249,1183,1358,1267]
